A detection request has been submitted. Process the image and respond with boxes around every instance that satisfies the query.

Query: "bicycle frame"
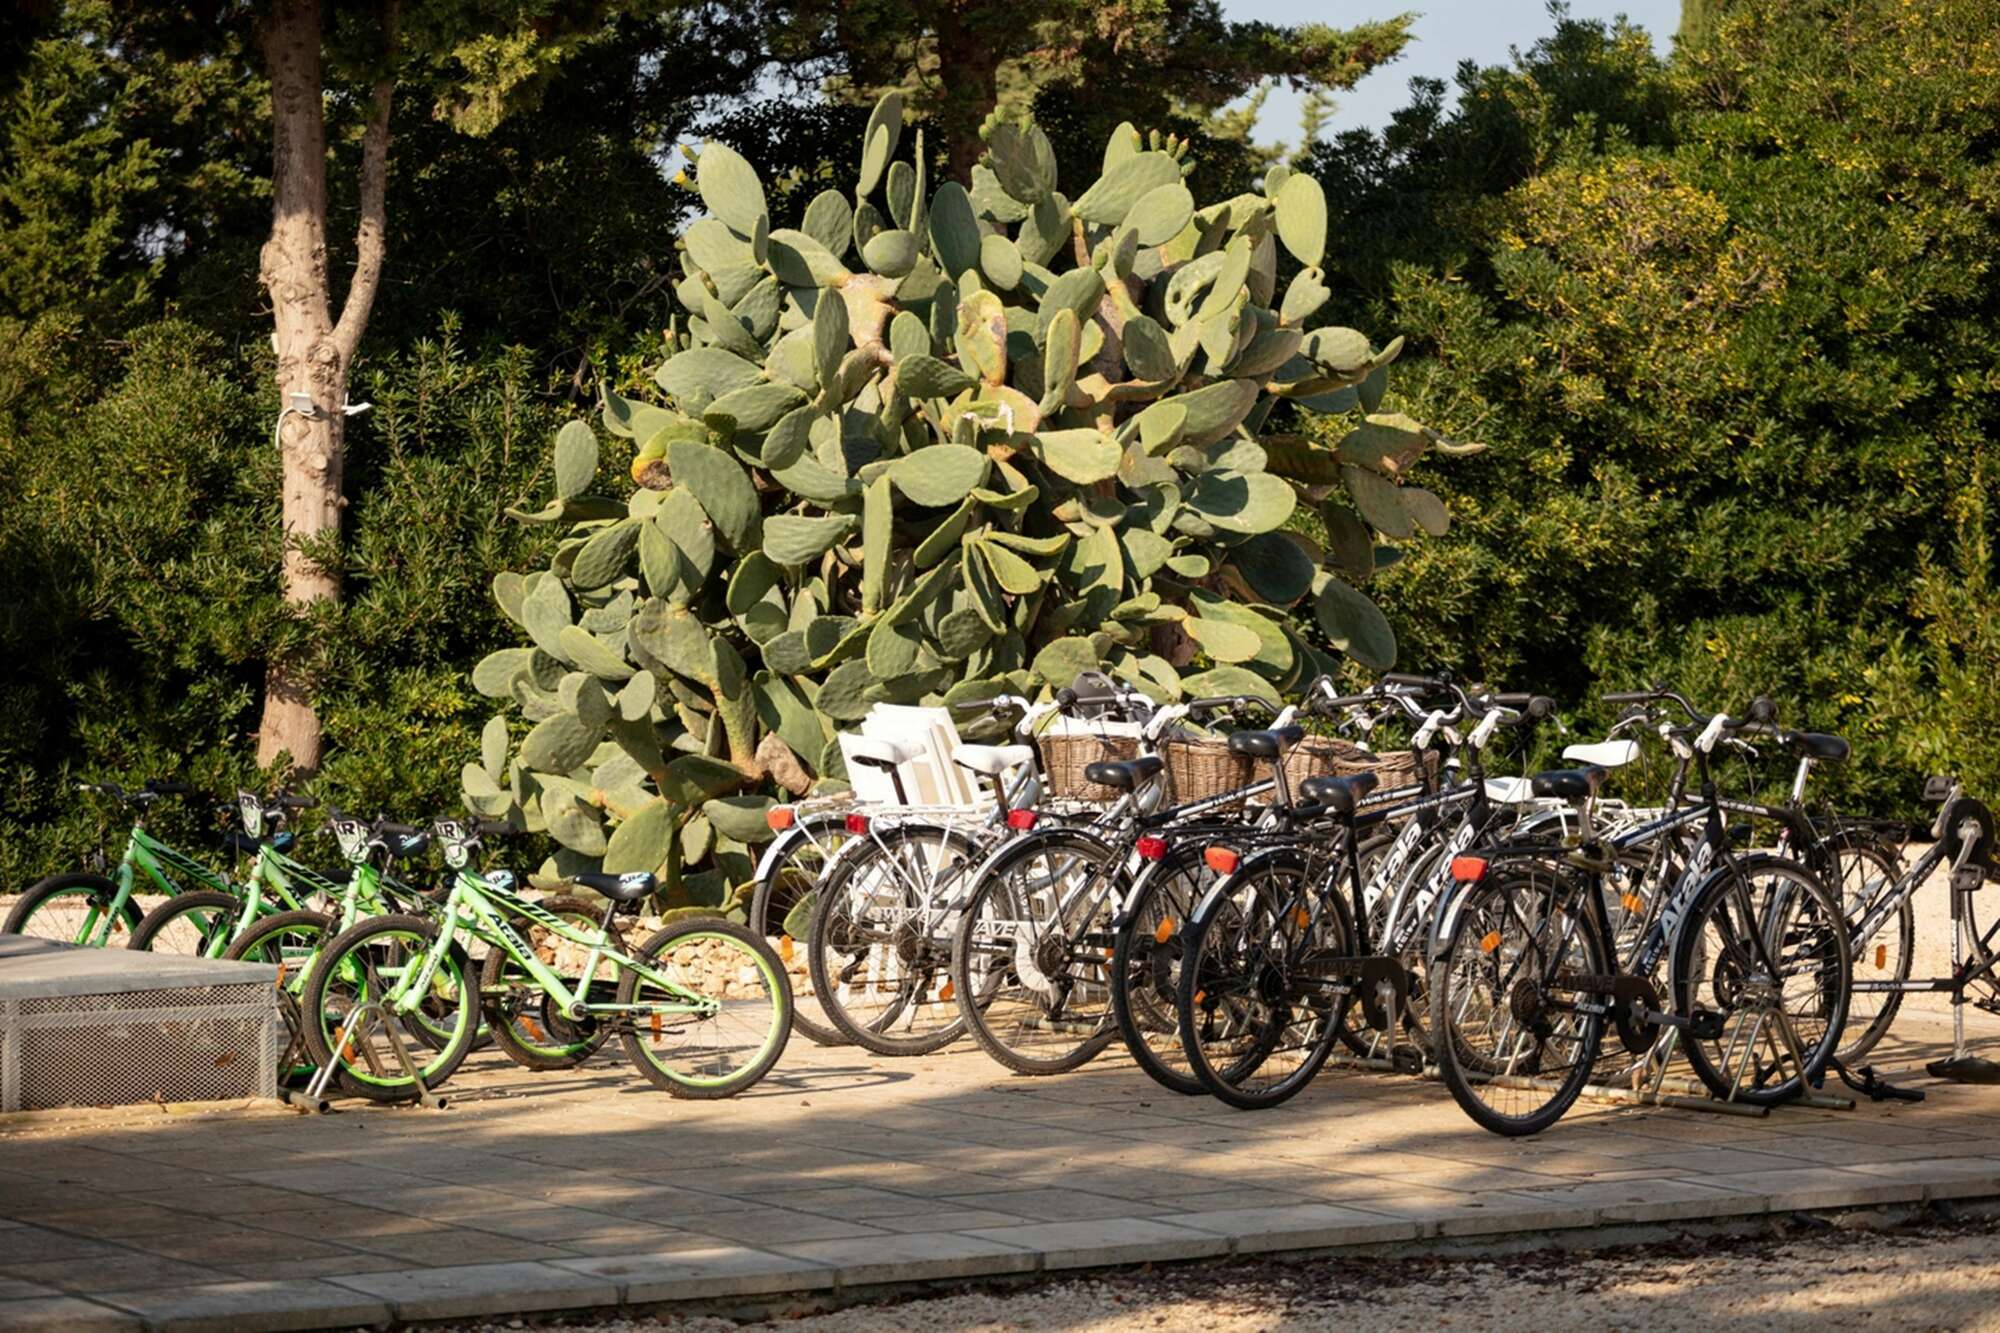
[392,870,713,1021]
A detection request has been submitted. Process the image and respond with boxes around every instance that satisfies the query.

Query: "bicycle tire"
[950,827,1123,1076]
[129,890,242,956]
[807,822,983,1056]
[1176,852,1355,1111]
[2,872,140,946]
[1109,843,1220,1096]
[616,916,792,1099]
[1832,839,1912,1064]
[748,813,852,1047]
[300,913,478,1102]
[1430,863,1608,1136]
[1673,855,1849,1106]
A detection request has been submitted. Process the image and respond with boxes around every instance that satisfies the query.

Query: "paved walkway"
[4,1012,2000,1331]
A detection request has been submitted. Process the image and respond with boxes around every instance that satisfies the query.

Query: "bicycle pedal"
[1389,1047,1424,1076]
[1687,1009,1726,1041]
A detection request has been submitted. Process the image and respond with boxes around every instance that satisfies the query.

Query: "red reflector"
[1204,846,1239,874]
[767,806,796,831]
[1450,856,1488,881]
[845,813,871,835]
[1135,835,1168,861]
[1006,808,1039,830]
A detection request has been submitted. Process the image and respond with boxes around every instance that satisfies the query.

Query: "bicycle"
[4,780,215,946]
[126,791,346,955]
[300,819,791,1101]
[1428,692,1851,1135]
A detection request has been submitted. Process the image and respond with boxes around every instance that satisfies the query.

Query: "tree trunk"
[933,7,1000,182]
[253,0,395,773]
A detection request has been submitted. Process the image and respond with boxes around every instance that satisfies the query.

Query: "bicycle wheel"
[616,916,791,1098]
[807,822,982,1055]
[480,897,617,1071]
[1177,854,1355,1110]
[1831,838,1911,1064]
[1673,855,1849,1106]
[2,872,140,946]
[1430,862,1608,1136]
[129,890,241,956]
[748,814,851,1046]
[300,913,478,1102]
[224,909,333,1083]
[951,828,1122,1075]
[1109,843,1221,1095]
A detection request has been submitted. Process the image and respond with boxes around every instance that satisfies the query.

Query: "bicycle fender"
[751,811,848,887]
[1187,844,1311,929]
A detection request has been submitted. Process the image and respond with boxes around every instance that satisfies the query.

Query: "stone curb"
[12,1164,2000,1332]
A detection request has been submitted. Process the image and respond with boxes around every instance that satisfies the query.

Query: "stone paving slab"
[0,1012,1996,1330]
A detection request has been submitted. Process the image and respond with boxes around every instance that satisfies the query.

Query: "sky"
[1224,0,1683,146]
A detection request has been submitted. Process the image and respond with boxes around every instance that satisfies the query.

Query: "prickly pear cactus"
[470,99,1471,900]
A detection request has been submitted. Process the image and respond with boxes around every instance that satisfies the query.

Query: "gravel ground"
[447,1208,2000,1332]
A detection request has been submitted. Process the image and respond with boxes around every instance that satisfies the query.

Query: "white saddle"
[953,743,1035,777]
[1562,740,1639,769]
[1483,776,1539,806]
[845,736,923,768]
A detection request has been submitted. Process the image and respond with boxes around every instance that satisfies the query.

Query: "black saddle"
[1226,725,1306,760]
[1083,755,1165,790]
[575,870,657,903]
[1782,730,1849,762]
[1300,772,1379,815]
[1530,765,1608,801]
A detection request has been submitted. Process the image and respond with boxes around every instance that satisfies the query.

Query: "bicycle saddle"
[575,870,656,902]
[1780,730,1849,762]
[1082,755,1165,790]
[954,743,1034,777]
[1301,772,1378,814]
[1561,739,1639,769]
[1482,776,1538,805]
[1529,765,1608,801]
[1226,725,1306,760]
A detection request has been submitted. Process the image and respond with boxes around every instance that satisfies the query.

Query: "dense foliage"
[1302,1,2000,810]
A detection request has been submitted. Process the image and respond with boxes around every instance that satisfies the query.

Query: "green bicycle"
[3,780,226,947]
[299,818,792,1102]
[125,791,356,956]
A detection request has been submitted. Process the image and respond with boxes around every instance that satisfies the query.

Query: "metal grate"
[0,981,281,1111]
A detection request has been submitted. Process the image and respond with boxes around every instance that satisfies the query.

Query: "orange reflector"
[1479,930,1502,954]
[520,1017,545,1042]
[1194,989,1207,1005]
[1875,944,1887,970]
[649,1013,662,1041]
[1006,808,1039,830]
[1294,908,1312,930]
[767,806,796,831]
[1136,835,1168,861]
[1154,917,1176,944]
[1451,856,1489,882]
[939,980,955,1002]
[1621,892,1645,915]
[845,813,871,835]
[779,935,794,963]
[1204,846,1239,874]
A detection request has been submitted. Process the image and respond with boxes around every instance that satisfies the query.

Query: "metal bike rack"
[303,1001,447,1110]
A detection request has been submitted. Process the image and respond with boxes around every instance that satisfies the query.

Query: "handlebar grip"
[1186,694,1270,713]
[1600,691,1655,706]
[1525,695,1555,720]
[1488,692,1533,708]
[1381,672,1442,689]
[1746,695,1776,725]
[1055,687,1077,707]
[146,780,192,795]
[474,820,515,837]
[376,822,422,838]
[276,794,316,810]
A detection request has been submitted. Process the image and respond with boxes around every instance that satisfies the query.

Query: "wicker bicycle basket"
[1163,734,1258,808]
[1039,729,1143,803]
[1281,735,1438,792]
